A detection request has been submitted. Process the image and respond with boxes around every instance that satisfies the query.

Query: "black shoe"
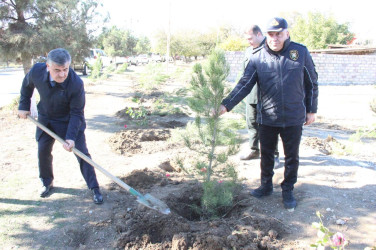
[40,184,53,198]
[92,188,103,204]
[282,190,297,209]
[240,149,260,160]
[250,185,273,198]
[274,153,280,168]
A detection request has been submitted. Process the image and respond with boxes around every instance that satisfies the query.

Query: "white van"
[73,49,112,75]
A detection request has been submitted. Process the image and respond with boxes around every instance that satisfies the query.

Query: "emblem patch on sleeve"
[289,50,299,61]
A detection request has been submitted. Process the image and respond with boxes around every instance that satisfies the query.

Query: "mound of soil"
[302,135,346,155]
[110,169,288,250]
[108,129,176,155]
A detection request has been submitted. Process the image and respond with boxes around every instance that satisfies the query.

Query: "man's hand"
[212,104,228,117]
[18,110,30,119]
[304,113,316,125]
[63,139,75,152]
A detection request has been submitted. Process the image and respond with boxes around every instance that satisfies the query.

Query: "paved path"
[0,68,24,108]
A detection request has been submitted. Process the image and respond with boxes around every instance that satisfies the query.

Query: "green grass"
[350,125,376,141]
[151,97,186,116]
[138,64,170,89]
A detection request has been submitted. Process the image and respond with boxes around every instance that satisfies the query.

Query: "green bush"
[125,106,149,126]
[218,36,249,51]
[89,56,103,80]
[151,98,185,116]
[115,63,128,73]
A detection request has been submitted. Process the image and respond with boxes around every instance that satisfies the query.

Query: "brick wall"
[225,51,376,85]
[225,51,246,83]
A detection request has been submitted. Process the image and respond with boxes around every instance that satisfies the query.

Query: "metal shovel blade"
[137,194,171,215]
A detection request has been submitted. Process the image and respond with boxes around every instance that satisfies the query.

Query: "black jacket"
[222,38,319,127]
[243,37,266,104]
[19,63,86,141]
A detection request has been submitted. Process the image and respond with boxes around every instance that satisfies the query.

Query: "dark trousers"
[259,124,302,191]
[37,123,99,189]
[246,103,259,150]
[246,103,278,153]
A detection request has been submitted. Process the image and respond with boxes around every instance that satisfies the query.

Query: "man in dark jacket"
[218,17,318,209]
[240,25,279,168]
[18,48,103,204]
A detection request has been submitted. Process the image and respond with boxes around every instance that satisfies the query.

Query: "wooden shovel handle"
[27,116,134,193]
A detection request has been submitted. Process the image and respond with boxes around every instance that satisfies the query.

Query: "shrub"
[115,63,128,73]
[89,56,103,80]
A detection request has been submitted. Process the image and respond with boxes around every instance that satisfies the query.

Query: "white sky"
[101,0,374,42]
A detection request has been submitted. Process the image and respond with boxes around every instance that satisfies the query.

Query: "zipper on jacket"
[277,55,286,128]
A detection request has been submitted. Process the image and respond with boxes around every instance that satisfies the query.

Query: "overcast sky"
[101,0,374,42]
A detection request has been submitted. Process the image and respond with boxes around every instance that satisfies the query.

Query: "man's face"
[246,30,261,48]
[266,29,289,52]
[47,62,70,83]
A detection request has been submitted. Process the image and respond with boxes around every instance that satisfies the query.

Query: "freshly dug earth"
[110,169,287,250]
[1,65,376,249]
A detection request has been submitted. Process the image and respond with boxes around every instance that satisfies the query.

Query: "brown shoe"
[239,149,260,160]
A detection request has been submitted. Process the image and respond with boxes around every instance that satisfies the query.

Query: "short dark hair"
[47,48,71,65]
[251,25,263,36]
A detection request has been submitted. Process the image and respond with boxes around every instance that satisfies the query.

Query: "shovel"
[27,115,170,215]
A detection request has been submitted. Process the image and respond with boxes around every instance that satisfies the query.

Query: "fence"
[225,51,376,85]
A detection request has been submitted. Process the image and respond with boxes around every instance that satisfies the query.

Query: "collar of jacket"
[42,66,49,83]
[259,37,266,48]
[265,37,291,55]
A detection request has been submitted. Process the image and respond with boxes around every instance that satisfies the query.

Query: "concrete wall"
[225,51,376,85]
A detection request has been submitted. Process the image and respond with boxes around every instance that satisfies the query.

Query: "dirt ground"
[1,63,376,249]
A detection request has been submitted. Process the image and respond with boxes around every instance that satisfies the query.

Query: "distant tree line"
[289,12,354,50]
[0,0,355,74]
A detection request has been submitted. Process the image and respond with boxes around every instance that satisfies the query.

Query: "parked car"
[151,53,162,62]
[137,54,149,64]
[128,54,150,65]
[72,49,112,75]
[161,55,174,62]
[128,56,138,65]
[31,56,47,64]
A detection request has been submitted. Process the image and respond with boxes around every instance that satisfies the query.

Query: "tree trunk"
[21,52,32,75]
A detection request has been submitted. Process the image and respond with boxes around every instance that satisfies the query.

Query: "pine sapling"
[184,49,240,218]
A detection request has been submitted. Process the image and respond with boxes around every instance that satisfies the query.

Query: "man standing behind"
[18,48,104,204]
[218,18,318,209]
[239,25,279,168]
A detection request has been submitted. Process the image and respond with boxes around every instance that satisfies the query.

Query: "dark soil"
[108,169,288,250]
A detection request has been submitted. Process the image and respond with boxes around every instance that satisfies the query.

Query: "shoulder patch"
[289,50,299,61]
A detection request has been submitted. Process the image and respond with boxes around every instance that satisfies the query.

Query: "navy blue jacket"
[19,63,86,141]
[222,38,319,127]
